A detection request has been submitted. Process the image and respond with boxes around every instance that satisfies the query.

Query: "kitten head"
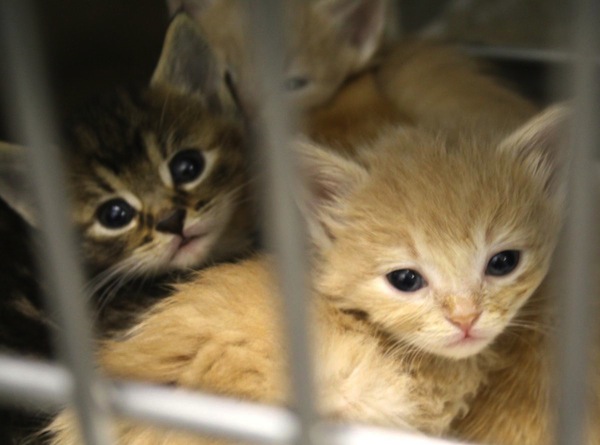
[168,0,387,110]
[0,15,254,279]
[300,106,569,360]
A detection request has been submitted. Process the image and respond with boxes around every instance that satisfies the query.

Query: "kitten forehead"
[354,128,555,233]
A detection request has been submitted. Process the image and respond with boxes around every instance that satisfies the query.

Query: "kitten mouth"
[446,333,488,349]
[179,234,202,247]
[449,336,483,345]
[174,233,207,253]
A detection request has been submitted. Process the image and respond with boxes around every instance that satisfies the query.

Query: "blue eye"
[486,250,521,276]
[386,269,426,292]
[96,198,136,229]
[169,149,205,185]
[284,77,310,91]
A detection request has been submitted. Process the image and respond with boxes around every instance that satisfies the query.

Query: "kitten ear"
[294,139,368,247]
[499,104,570,197]
[0,142,38,226]
[316,0,387,69]
[151,13,237,113]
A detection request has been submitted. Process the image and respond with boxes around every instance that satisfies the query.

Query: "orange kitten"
[166,0,387,110]
[46,104,568,444]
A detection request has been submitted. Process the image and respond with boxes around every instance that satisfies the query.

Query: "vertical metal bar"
[0,2,113,445]
[245,2,317,445]
[555,0,599,444]
[386,0,403,40]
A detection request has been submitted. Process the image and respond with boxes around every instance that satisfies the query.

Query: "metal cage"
[0,1,597,444]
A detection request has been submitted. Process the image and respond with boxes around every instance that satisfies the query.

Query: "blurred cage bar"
[0,0,597,445]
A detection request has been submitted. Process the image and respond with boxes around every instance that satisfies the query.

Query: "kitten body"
[375,40,538,135]
[47,105,567,444]
[303,71,411,154]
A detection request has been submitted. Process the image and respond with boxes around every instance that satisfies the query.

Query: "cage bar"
[0,1,113,444]
[554,0,600,444]
[244,2,318,445]
[0,1,596,445]
[0,354,471,445]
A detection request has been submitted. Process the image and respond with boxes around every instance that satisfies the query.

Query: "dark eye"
[386,269,426,292]
[486,250,521,276]
[169,149,205,186]
[96,198,136,229]
[284,77,310,91]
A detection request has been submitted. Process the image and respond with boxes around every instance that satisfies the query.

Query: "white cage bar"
[0,1,597,445]
[0,1,113,444]
[245,2,317,445]
[554,0,599,444]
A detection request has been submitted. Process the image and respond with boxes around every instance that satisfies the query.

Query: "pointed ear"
[498,104,570,197]
[317,0,387,69]
[0,142,38,226]
[294,139,368,248]
[151,13,237,114]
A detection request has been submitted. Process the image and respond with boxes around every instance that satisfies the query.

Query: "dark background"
[0,0,569,141]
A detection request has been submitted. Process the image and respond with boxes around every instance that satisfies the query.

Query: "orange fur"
[303,71,411,154]
[375,40,539,135]
[304,39,538,157]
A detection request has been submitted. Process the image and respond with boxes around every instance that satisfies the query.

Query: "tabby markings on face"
[67,88,251,278]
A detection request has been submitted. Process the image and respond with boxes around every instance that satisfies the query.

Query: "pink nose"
[446,311,482,333]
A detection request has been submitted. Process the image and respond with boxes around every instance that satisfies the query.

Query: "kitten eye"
[169,149,205,186]
[284,77,310,91]
[386,269,426,292]
[485,250,521,276]
[96,198,136,229]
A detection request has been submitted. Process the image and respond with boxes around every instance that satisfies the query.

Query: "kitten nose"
[156,209,186,235]
[446,311,482,333]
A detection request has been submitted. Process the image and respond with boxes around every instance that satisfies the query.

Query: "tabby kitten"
[0,14,254,445]
[0,14,254,305]
[47,104,568,444]
[166,0,387,110]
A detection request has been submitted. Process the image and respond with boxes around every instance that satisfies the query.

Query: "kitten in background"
[47,103,568,444]
[166,0,387,110]
[303,15,538,154]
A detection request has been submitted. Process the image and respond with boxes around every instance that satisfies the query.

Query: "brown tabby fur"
[47,105,568,444]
